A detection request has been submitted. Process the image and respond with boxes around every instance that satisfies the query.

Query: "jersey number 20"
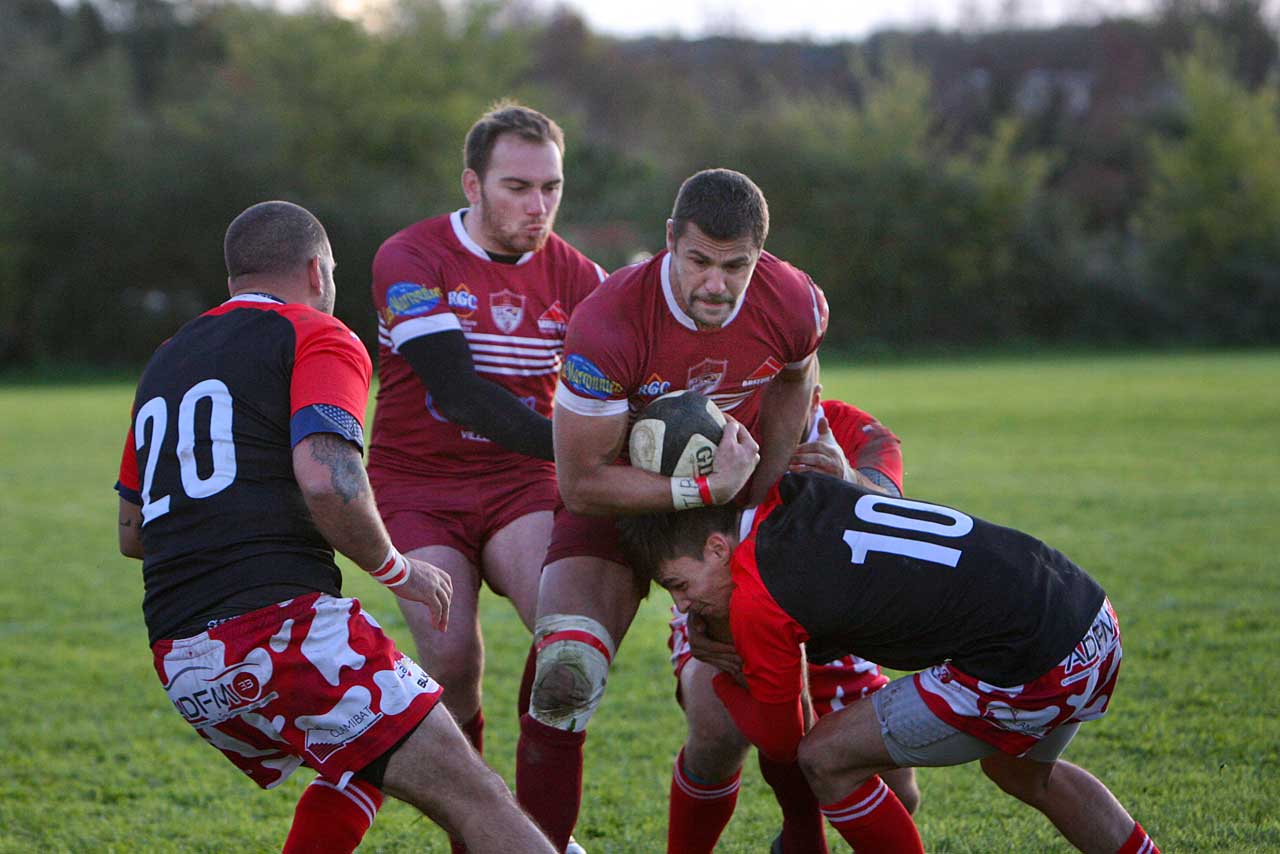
[134,379,238,524]
[843,494,973,568]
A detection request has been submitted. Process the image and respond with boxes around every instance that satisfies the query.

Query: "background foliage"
[1,0,1278,367]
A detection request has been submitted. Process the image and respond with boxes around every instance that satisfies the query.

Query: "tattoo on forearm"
[308,433,368,505]
[119,517,133,528]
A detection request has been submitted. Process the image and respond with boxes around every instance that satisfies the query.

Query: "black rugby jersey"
[742,473,1106,689]
[116,295,372,643]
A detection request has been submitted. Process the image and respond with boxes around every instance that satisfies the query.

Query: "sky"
[531,0,1163,42]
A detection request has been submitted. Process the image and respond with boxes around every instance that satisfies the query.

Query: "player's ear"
[461,168,482,206]
[665,218,676,254]
[705,531,732,566]
[306,256,323,295]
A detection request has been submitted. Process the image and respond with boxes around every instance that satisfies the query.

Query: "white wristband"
[369,546,412,588]
[671,476,708,510]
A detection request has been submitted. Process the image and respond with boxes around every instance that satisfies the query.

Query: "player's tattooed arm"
[305,432,369,504]
[292,432,391,572]
[117,497,144,559]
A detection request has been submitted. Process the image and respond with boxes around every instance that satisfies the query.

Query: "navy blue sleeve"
[290,403,365,449]
[115,482,143,505]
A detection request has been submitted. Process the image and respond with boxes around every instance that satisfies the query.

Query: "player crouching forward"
[662,391,918,854]
[621,472,1160,854]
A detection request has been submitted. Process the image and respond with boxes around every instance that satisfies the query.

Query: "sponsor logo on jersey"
[638,373,671,397]
[537,300,570,335]
[562,354,622,400]
[386,282,442,317]
[448,284,479,317]
[686,358,728,396]
[490,289,526,334]
[743,356,785,387]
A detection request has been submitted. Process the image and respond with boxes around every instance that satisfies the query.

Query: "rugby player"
[115,201,554,854]
[516,168,827,851]
[367,102,603,852]
[622,472,1161,854]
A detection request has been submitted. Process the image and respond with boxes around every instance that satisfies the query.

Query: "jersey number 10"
[134,379,238,524]
[843,494,973,568]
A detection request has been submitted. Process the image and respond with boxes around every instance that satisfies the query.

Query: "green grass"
[2,351,1277,852]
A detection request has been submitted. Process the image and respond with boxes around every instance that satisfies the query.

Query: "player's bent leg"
[980,746,1153,854]
[381,705,555,853]
[526,555,641,728]
[667,659,749,854]
[679,659,751,780]
[481,510,554,633]
[878,767,920,816]
[798,689,897,804]
[799,682,924,853]
[517,556,642,850]
[400,546,485,724]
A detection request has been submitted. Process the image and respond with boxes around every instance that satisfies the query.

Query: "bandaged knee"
[528,614,616,732]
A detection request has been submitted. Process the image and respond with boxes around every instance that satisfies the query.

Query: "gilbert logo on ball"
[629,390,727,477]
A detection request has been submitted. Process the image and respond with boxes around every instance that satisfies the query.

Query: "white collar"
[450,208,534,265]
[660,252,746,331]
[224,293,285,305]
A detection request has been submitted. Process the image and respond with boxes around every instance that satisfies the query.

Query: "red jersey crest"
[490,289,526,334]
[687,358,728,395]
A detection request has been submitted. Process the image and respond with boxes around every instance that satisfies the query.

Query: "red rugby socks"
[759,753,829,853]
[666,748,741,854]
[1117,821,1160,854]
[820,776,923,853]
[516,713,586,852]
[282,777,383,853]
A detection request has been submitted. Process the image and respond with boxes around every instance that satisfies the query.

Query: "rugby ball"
[628,390,726,477]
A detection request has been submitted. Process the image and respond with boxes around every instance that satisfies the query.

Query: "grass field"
[2,351,1278,852]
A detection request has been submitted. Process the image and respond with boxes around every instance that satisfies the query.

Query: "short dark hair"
[616,507,739,584]
[224,201,329,279]
[670,168,770,249]
[464,101,565,178]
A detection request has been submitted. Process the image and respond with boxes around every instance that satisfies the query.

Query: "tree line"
[2,0,1277,366]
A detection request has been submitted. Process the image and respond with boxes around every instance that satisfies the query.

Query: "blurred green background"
[3,0,1279,368]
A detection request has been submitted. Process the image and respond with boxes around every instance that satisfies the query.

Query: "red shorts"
[915,599,1123,756]
[152,593,443,789]
[544,503,628,567]
[668,608,889,716]
[369,463,559,566]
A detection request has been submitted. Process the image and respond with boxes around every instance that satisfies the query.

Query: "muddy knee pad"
[528,614,617,732]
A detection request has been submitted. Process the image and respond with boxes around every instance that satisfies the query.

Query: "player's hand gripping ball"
[629,390,727,477]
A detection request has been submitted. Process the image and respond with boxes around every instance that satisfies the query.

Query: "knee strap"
[529,614,617,732]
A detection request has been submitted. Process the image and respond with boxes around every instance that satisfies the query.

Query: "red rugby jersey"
[813,399,904,492]
[554,250,828,440]
[369,210,605,477]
